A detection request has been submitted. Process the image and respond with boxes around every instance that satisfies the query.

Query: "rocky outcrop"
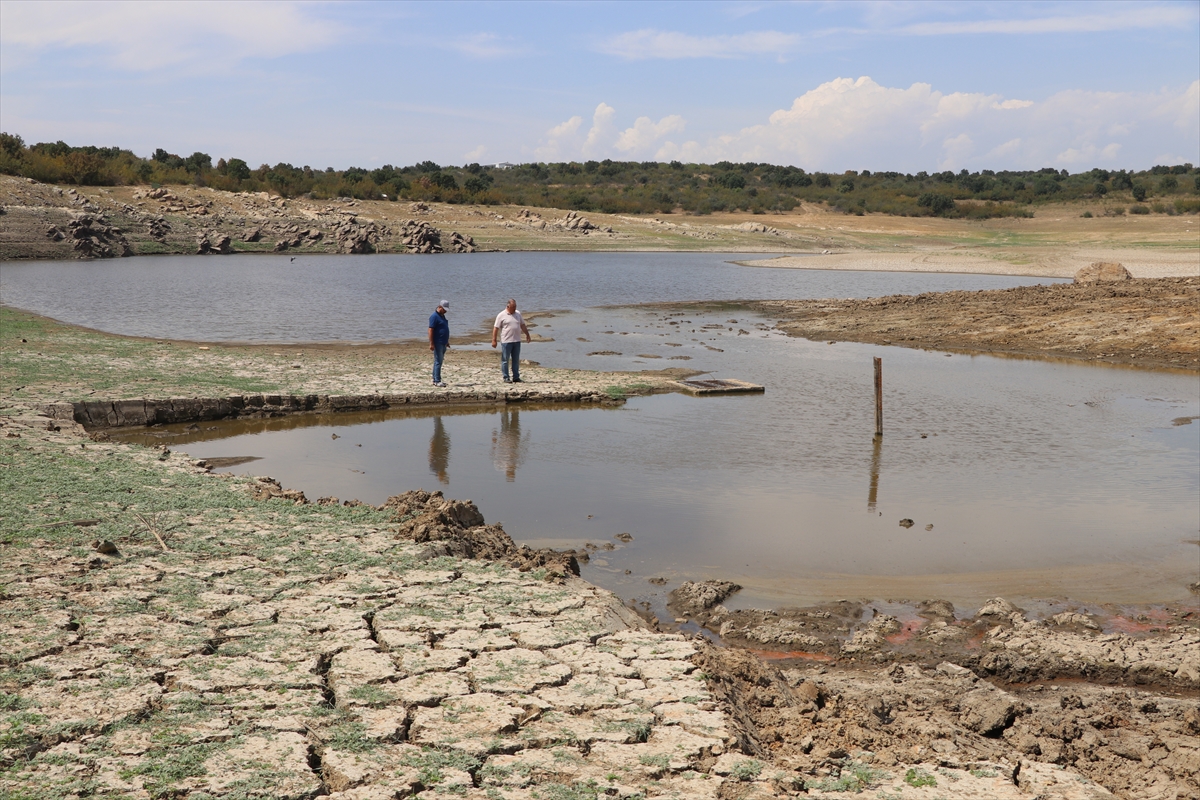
[1074,262,1132,283]
[148,216,170,241]
[382,489,579,578]
[335,216,380,254]
[395,219,475,254]
[195,231,232,255]
[52,214,133,258]
[516,208,613,235]
[443,230,475,253]
[728,221,784,235]
[559,209,597,231]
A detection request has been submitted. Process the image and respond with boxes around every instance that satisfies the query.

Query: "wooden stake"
[873,357,883,438]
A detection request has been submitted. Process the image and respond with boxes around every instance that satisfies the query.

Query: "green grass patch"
[805,760,888,793]
[904,767,937,787]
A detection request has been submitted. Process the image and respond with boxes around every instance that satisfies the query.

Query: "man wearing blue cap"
[428,300,450,388]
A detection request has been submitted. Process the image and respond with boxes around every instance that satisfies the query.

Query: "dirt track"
[745,278,1199,371]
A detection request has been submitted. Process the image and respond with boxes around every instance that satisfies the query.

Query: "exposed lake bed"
[3,252,1198,799]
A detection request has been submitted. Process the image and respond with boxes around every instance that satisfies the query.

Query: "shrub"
[1174,198,1200,214]
[917,192,955,215]
[1129,204,1150,214]
[712,171,745,190]
[1081,211,1093,218]
[1131,184,1147,202]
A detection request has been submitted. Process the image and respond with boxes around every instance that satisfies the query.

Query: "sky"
[1,0,1197,173]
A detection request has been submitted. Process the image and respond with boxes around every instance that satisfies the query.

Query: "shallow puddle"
[113,306,1200,616]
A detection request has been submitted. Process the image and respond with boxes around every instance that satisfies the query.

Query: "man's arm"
[520,317,531,343]
[429,326,436,351]
[491,323,499,349]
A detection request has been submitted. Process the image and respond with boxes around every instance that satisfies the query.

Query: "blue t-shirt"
[428,311,450,345]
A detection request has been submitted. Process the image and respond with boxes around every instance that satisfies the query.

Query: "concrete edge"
[36,389,621,429]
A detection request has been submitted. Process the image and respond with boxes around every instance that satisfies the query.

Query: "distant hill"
[2,131,1197,219]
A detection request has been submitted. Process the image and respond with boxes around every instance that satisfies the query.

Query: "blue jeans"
[500,341,521,380]
[432,343,446,383]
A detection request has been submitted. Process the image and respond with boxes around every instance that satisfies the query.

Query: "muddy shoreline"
[734,277,1198,372]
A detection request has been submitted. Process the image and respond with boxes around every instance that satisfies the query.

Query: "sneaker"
[511,378,523,383]
[503,377,512,383]
[434,382,447,388]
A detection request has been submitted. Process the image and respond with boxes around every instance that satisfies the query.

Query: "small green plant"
[1080,210,1092,218]
[805,761,887,793]
[730,759,764,781]
[970,767,999,778]
[904,767,937,787]
[638,753,671,769]
[602,385,626,399]
[1129,204,1150,214]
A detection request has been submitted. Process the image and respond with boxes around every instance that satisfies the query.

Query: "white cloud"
[597,29,801,60]
[446,33,523,59]
[897,6,1197,36]
[652,77,1199,171]
[464,144,487,162]
[614,115,686,153]
[534,115,583,160]
[0,0,339,73]
[548,117,583,138]
[582,103,617,157]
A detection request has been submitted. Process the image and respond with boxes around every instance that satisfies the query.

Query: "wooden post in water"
[873,357,883,438]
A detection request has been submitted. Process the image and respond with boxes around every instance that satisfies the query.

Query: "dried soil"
[745,277,1200,371]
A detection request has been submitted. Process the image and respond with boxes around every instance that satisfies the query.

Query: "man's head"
[437,299,449,314]
[506,298,517,313]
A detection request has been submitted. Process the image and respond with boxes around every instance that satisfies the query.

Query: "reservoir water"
[5,254,1197,611]
[1,251,1058,342]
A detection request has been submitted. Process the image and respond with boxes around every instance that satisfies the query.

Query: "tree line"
[1,131,1197,219]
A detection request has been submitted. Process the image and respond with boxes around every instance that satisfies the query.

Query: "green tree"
[224,158,251,180]
[1131,184,1147,202]
[0,131,24,157]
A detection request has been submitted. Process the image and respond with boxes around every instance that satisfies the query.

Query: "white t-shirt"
[494,309,525,343]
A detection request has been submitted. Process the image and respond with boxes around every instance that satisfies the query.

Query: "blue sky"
[1,1,1197,172]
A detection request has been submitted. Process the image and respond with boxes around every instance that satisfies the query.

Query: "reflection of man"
[491,298,530,383]
[428,416,450,485]
[490,408,527,482]
[428,300,450,388]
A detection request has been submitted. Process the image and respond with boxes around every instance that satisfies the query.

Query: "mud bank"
[736,277,1199,371]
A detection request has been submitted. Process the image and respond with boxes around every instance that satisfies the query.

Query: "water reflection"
[428,417,450,485]
[491,409,529,482]
[867,436,882,512]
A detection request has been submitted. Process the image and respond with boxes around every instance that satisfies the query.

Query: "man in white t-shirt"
[491,298,531,383]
